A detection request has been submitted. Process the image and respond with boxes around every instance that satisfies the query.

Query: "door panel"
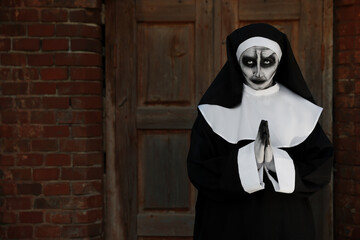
[107,0,332,239]
[134,0,212,239]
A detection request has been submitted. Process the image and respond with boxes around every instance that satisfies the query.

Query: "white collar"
[198,83,322,147]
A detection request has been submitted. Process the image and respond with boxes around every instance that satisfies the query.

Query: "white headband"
[236,37,282,62]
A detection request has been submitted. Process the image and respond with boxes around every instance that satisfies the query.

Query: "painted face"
[239,46,280,90]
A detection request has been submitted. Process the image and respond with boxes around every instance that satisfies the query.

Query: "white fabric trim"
[198,83,322,148]
[237,142,265,193]
[236,37,283,62]
[265,147,295,193]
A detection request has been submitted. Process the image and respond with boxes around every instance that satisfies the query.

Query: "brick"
[0,155,15,166]
[13,38,40,51]
[1,53,26,66]
[0,182,16,195]
[8,226,33,238]
[71,67,102,81]
[336,136,357,150]
[41,9,68,22]
[71,96,102,109]
[72,181,102,195]
[45,211,71,223]
[73,153,102,166]
[32,139,58,151]
[35,225,61,238]
[42,38,69,51]
[62,167,102,180]
[72,125,102,137]
[17,183,42,195]
[0,24,26,36]
[337,51,353,65]
[28,24,55,36]
[56,24,101,39]
[57,82,102,94]
[6,197,32,210]
[41,68,68,80]
[19,211,43,223]
[0,8,14,21]
[70,9,101,24]
[335,109,360,122]
[335,122,356,137]
[55,53,102,66]
[24,0,53,7]
[54,0,101,8]
[31,82,57,94]
[62,223,102,238]
[335,65,352,79]
[14,9,39,22]
[58,111,102,124]
[71,38,102,53]
[0,68,11,80]
[2,82,28,95]
[0,125,17,138]
[336,80,355,93]
[43,97,70,109]
[43,125,70,137]
[60,139,103,152]
[0,39,10,51]
[45,154,71,166]
[336,21,357,36]
[335,94,356,108]
[19,124,43,138]
[28,53,54,66]
[11,168,32,180]
[16,97,43,109]
[31,111,56,124]
[0,212,16,223]
[2,139,30,152]
[33,168,60,181]
[13,68,39,80]
[73,209,102,223]
[34,197,61,209]
[336,6,356,21]
[44,183,70,195]
[17,153,43,166]
[0,97,14,109]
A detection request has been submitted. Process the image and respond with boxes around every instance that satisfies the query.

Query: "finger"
[264,145,273,163]
[255,142,265,164]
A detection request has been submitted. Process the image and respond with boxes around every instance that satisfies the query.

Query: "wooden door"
[105,0,333,239]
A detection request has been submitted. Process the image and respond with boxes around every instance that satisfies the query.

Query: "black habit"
[187,23,333,240]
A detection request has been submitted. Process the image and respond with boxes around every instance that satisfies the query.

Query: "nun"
[187,23,333,239]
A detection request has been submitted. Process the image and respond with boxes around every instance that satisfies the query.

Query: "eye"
[242,57,256,67]
[261,57,275,67]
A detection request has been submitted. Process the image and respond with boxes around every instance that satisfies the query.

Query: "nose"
[254,66,261,78]
[254,50,262,78]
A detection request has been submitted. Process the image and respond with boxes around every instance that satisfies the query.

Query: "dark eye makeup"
[241,55,276,68]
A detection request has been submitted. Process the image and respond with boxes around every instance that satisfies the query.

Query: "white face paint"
[239,46,280,90]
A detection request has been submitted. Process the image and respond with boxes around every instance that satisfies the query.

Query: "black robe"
[187,112,333,239]
[187,23,333,240]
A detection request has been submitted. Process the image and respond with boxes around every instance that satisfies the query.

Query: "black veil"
[199,23,315,108]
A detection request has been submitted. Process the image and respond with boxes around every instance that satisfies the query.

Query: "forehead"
[241,46,275,57]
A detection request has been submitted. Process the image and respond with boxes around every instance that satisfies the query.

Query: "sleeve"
[187,113,264,201]
[284,123,334,197]
[187,112,262,201]
[263,147,296,193]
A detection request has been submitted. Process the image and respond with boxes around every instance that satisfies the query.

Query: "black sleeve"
[187,112,251,202]
[285,123,334,197]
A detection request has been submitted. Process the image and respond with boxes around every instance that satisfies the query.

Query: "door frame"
[104,0,334,239]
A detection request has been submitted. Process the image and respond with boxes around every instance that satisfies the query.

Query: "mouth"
[251,79,267,85]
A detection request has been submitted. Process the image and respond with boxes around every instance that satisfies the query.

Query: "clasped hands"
[254,120,275,171]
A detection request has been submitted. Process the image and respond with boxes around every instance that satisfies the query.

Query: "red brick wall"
[0,0,104,239]
[334,1,360,239]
